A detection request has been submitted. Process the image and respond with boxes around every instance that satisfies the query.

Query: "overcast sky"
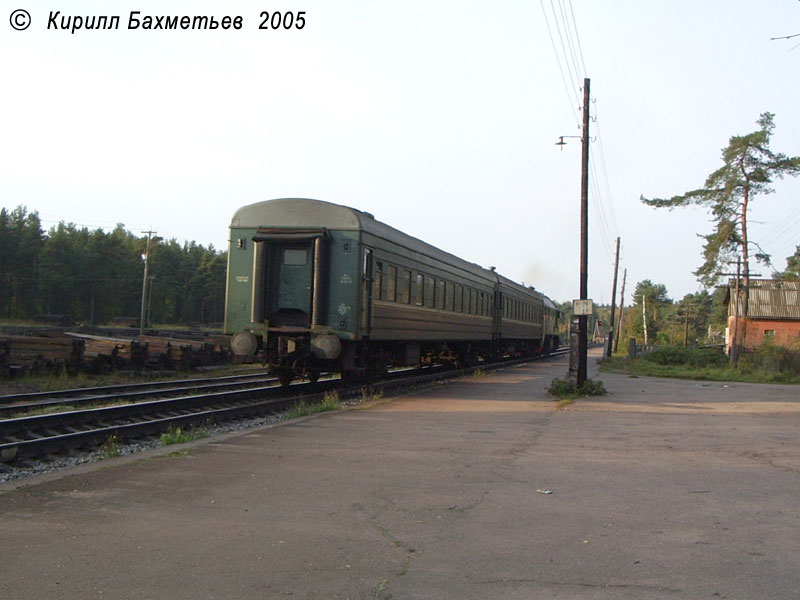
[2,0,799,305]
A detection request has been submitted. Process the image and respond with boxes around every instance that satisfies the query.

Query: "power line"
[540,0,580,125]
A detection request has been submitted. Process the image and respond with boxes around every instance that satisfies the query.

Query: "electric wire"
[539,0,580,125]
[541,0,627,288]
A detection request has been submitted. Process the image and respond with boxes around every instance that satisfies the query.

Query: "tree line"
[558,279,729,350]
[0,206,227,327]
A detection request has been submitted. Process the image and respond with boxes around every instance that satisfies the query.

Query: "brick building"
[725,279,800,354]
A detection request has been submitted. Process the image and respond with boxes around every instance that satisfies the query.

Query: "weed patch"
[160,424,210,446]
[359,387,384,404]
[101,434,121,458]
[287,390,341,418]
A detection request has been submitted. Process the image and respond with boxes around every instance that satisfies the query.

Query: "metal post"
[147,276,155,328]
[139,230,154,336]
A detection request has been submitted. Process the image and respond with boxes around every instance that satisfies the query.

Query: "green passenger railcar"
[225,198,559,384]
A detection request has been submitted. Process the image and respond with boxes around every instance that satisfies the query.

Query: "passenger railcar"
[224,198,559,384]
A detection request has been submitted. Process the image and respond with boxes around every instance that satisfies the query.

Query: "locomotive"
[224,198,560,385]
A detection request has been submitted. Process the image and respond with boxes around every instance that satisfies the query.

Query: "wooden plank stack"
[0,339,10,377]
[0,335,84,374]
[63,332,145,373]
[135,335,231,370]
[0,331,230,376]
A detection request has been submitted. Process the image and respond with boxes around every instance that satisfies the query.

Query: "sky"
[2,0,799,306]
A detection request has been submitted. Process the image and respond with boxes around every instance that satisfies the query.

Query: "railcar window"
[424,276,435,308]
[283,248,308,265]
[374,261,383,299]
[385,265,397,302]
[436,280,445,310]
[400,270,411,304]
[414,274,423,306]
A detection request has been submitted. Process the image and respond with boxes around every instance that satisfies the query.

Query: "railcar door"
[360,248,374,335]
[267,243,313,327]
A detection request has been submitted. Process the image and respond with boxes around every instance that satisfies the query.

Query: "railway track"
[0,371,312,421]
[0,350,569,464]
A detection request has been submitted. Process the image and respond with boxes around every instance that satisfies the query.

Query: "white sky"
[2,0,799,305]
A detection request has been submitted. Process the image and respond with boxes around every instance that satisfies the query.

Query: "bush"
[547,377,607,398]
[738,343,800,376]
[642,346,727,368]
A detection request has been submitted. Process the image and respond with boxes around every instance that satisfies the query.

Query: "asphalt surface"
[1,349,799,599]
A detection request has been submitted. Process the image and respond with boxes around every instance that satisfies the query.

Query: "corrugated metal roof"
[727,279,800,319]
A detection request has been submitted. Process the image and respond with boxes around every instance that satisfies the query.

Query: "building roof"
[726,279,800,320]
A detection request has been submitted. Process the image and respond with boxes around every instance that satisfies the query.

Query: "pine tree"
[641,112,800,288]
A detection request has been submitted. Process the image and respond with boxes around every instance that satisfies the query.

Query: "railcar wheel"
[278,371,293,387]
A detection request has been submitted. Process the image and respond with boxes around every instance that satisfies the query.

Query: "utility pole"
[642,295,648,346]
[577,77,590,386]
[683,309,690,347]
[613,268,626,353]
[606,236,620,357]
[561,77,591,387]
[139,230,155,336]
[720,258,760,364]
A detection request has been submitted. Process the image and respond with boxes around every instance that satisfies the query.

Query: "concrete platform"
[2,350,799,599]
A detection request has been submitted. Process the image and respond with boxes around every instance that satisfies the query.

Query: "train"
[224,198,560,385]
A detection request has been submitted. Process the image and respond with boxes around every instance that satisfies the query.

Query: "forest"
[0,206,226,327]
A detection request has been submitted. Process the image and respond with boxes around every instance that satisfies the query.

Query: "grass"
[286,390,342,419]
[600,344,800,384]
[13,403,77,418]
[160,424,210,446]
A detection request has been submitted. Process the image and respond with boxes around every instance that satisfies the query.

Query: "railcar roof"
[495,272,559,308]
[231,198,494,280]
[231,198,556,303]
[231,198,366,231]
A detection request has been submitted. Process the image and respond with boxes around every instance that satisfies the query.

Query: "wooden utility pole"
[606,237,620,357]
[732,259,741,362]
[684,309,690,347]
[563,77,591,387]
[573,77,591,386]
[613,268,626,353]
